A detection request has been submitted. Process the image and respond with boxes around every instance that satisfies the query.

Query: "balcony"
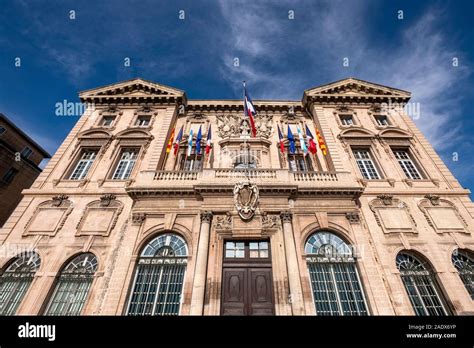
[127,168,362,198]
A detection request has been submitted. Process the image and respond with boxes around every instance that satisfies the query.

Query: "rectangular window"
[393,150,422,180]
[288,154,313,172]
[374,115,389,126]
[2,168,18,184]
[20,146,33,159]
[353,149,381,180]
[339,114,354,126]
[180,153,202,171]
[112,148,139,180]
[0,126,5,135]
[225,242,245,258]
[101,116,115,127]
[135,116,151,127]
[69,149,98,180]
[249,242,269,258]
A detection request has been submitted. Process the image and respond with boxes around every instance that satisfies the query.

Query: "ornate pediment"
[339,127,376,139]
[79,78,186,104]
[303,78,411,105]
[377,128,413,139]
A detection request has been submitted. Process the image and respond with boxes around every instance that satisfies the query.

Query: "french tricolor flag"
[205,125,212,155]
[243,82,257,137]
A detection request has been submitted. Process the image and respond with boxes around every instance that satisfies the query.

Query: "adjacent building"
[0,113,51,227]
[0,78,472,316]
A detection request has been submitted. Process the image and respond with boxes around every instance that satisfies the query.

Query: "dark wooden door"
[221,241,275,316]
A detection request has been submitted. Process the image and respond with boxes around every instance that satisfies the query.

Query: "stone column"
[190,211,213,315]
[280,211,305,315]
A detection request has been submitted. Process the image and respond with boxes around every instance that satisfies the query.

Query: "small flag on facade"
[297,127,308,155]
[173,126,184,155]
[187,129,194,157]
[205,125,212,155]
[277,125,285,154]
[166,127,175,154]
[305,125,317,154]
[316,128,327,156]
[287,125,296,154]
[195,125,202,155]
[243,82,257,137]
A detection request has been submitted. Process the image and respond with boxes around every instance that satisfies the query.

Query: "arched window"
[305,231,368,315]
[451,249,473,299]
[127,233,188,316]
[396,252,451,315]
[44,253,98,315]
[0,251,40,315]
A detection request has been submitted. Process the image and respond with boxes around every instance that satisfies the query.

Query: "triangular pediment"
[303,78,411,104]
[79,78,185,100]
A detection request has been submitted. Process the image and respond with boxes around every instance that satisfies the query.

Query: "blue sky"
[0,0,473,191]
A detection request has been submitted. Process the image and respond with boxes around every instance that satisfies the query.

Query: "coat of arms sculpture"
[233,181,259,221]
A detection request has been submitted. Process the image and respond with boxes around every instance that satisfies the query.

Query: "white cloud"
[216,1,470,151]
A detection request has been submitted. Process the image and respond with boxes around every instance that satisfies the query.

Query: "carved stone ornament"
[369,196,417,234]
[261,212,280,229]
[234,181,259,221]
[345,212,360,224]
[51,194,69,207]
[216,114,273,138]
[377,194,393,206]
[280,211,292,223]
[424,194,440,206]
[215,212,232,230]
[200,211,213,223]
[100,194,116,207]
[132,213,146,225]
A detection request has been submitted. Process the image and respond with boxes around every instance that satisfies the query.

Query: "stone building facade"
[0,113,51,227]
[0,78,473,316]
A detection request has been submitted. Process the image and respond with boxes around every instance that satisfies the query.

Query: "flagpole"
[242,80,250,180]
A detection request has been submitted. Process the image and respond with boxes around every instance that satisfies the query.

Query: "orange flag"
[316,129,327,156]
[166,128,175,153]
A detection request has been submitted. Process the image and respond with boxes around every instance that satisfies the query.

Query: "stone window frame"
[338,130,390,183]
[76,194,123,237]
[130,106,158,129]
[101,129,153,186]
[377,130,435,186]
[60,130,113,186]
[418,195,469,234]
[368,104,397,130]
[24,195,73,237]
[369,194,417,234]
[94,106,123,130]
[333,105,360,129]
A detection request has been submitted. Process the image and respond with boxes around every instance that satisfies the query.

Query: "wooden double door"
[220,240,275,316]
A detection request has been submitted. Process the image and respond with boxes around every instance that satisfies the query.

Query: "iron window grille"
[305,231,368,316]
[44,253,98,316]
[127,234,188,316]
[451,249,474,299]
[0,252,40,315]
[396,252,450,315]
